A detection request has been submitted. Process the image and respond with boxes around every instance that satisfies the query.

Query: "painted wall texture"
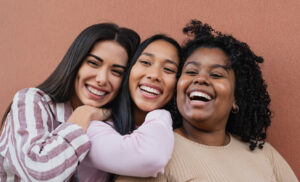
[0,0,299,177]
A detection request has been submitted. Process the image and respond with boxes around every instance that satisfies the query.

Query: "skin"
[175,47,236,146]
[129,40,179,125]
[69,40,128,131]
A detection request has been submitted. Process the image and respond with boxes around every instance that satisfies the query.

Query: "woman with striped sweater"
[0,23,140,181]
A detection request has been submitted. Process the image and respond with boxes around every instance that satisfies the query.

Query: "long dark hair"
[110,34,183,135]
[1,23,140,130]
[182,20,271,150]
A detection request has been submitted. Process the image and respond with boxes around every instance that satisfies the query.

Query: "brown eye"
[87,60,99,67]
[139,60,151,66]
[112,70,123,77]
[210,73,223,78]
[164,67,176,74]
[185,69,198,75]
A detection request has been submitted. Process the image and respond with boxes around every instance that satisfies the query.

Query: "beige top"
[116,132,298,182]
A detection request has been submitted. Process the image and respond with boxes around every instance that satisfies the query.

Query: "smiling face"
[72,40,128,109]
[129,40,179,112]
[177,47,235,131]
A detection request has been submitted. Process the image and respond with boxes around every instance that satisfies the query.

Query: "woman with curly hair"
[116,20,298,182]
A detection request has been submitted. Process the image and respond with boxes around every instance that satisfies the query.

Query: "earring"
[232,104,239,114]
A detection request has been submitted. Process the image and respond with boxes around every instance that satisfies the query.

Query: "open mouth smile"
[139,85,162,96]
[189,91,212,102]
[86,85,107,96]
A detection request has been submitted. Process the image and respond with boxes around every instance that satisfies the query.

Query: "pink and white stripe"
[0,88,90,181]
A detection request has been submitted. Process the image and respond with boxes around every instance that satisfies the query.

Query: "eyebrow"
[141,52,178,67]
[88,54,103,62]
[184,61,231,71]
[88,53,127,70]
[112,64,127,70]
[141,52,154,57]
[183,61,199,68]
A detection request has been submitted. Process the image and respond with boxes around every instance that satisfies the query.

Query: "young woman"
[77,34,182,181]
[115,20,298,182]
[0,23,140,181]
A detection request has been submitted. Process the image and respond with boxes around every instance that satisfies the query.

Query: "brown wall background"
[0,0,299,177]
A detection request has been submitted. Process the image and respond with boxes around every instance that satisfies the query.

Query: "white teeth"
[189,91,212,100]
[140,85,161,95]
[87,86,106,96]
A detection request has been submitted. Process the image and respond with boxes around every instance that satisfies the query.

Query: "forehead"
[185,47,230,66]
[90,40,128,65]
[141,40,179,64]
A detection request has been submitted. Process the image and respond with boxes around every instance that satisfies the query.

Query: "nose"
[95,68,108,86]
[193,73,210,86]
[146,66,162,82]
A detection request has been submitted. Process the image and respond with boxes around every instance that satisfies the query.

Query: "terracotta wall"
[1,0,299,177]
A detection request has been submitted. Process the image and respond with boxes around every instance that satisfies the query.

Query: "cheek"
[216,82,235,101]
[176,77,189,93]
[128,66,139,86]
[166,77,177,90]
[176,79,188,105]
[128,74,136,93]
[110,77,123,92]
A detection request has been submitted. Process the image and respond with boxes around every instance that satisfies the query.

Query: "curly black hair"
[180,20,271,150]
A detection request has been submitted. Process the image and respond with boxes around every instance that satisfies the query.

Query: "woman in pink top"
[78,34,182,181]
[0,23,140,181]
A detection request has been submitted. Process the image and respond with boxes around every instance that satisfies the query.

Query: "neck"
[133,106,148,126]
[175,120,229,146]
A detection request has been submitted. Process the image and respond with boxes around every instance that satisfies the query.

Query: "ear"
[232,101,239,114]
[232,102,237,110]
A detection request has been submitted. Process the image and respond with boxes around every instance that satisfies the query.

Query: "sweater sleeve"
[85,109,174,177]
[262,142,298,182]
[0,88,90,181]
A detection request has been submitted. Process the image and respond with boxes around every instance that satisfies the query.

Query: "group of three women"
[0,20,297,181]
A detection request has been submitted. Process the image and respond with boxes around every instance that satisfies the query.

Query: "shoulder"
[230,136,283,162]
[11,88,54,113]
[260,142,280,161]
[13,87,52,103]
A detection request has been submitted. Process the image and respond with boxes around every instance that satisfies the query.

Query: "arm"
[86,109,174,177]
[0,88,90,181]
[263,143,298,182]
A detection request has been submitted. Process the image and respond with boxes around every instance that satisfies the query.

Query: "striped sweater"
[0,88,90,181]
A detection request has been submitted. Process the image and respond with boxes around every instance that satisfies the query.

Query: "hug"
[0,20,297,182]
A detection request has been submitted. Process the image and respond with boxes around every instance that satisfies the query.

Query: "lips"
[138,84,162,97]
[189,91,212,102]
[86,85,107,96]
[188,89,214,103]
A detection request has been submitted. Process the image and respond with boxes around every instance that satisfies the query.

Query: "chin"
[84,101,106,108]
[138,104,158,112]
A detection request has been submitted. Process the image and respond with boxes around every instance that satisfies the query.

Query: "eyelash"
[164,67,176,74]
[112,70,123,77]
[210,73,223,78]
[185,70,224,78]
[185,70,198,75]
[139,59,177,74]
[139,60,151,66]
[87,60,99,67]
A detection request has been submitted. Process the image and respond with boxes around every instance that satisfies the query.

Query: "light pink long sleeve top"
[77,109,174,182]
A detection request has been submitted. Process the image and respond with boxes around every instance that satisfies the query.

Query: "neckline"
[174,132,233,149]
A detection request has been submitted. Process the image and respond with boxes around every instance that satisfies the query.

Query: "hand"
[67,105,111,131]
